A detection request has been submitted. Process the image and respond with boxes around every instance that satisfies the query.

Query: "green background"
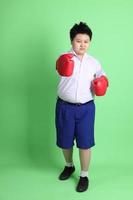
[0,0,133,199]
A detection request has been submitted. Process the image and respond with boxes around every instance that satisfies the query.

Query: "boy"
[55,22,108,192]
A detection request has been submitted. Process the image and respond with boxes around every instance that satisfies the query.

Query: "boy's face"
[71,33,90,56]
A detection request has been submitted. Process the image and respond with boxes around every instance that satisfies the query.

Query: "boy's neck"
[77,54,84,61]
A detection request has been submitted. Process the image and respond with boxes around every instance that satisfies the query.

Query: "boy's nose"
[80,44,84,48]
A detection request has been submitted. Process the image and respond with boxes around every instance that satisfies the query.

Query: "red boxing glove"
[92,75,109,96]
[56,53,74,76]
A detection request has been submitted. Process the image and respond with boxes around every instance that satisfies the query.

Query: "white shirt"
[56,49,106,103]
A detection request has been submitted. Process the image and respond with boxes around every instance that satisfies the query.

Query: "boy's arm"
[95,62,107,78]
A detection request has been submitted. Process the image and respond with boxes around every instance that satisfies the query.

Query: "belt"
[57,97,93,106]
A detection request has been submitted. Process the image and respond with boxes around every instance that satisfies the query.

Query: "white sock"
[80,171,88,177]
[66,162,74,167]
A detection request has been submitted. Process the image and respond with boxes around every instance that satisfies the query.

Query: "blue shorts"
[55,98,95,149]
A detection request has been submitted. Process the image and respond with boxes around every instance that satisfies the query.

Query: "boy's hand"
[56,53,74,76]
[92,75,109,96]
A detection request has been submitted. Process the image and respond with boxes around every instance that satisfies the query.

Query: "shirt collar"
[69,48,87,59]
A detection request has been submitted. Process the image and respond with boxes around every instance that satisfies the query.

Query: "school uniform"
[55,49,106,149]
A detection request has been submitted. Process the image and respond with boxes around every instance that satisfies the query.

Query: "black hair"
[70,22,92,41]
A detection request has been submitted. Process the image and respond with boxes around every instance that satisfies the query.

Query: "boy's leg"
[59,148,75,180]
[76,148,91,192]
[62,148,73,164]
[75,101,95,192]
[79,148,91,173]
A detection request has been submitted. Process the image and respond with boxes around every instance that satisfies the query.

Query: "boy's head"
[70,22,92,41]
[70,22,92,56]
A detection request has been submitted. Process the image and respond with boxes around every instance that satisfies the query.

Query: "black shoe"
[58,166,75,180]
[76,176,89,192]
